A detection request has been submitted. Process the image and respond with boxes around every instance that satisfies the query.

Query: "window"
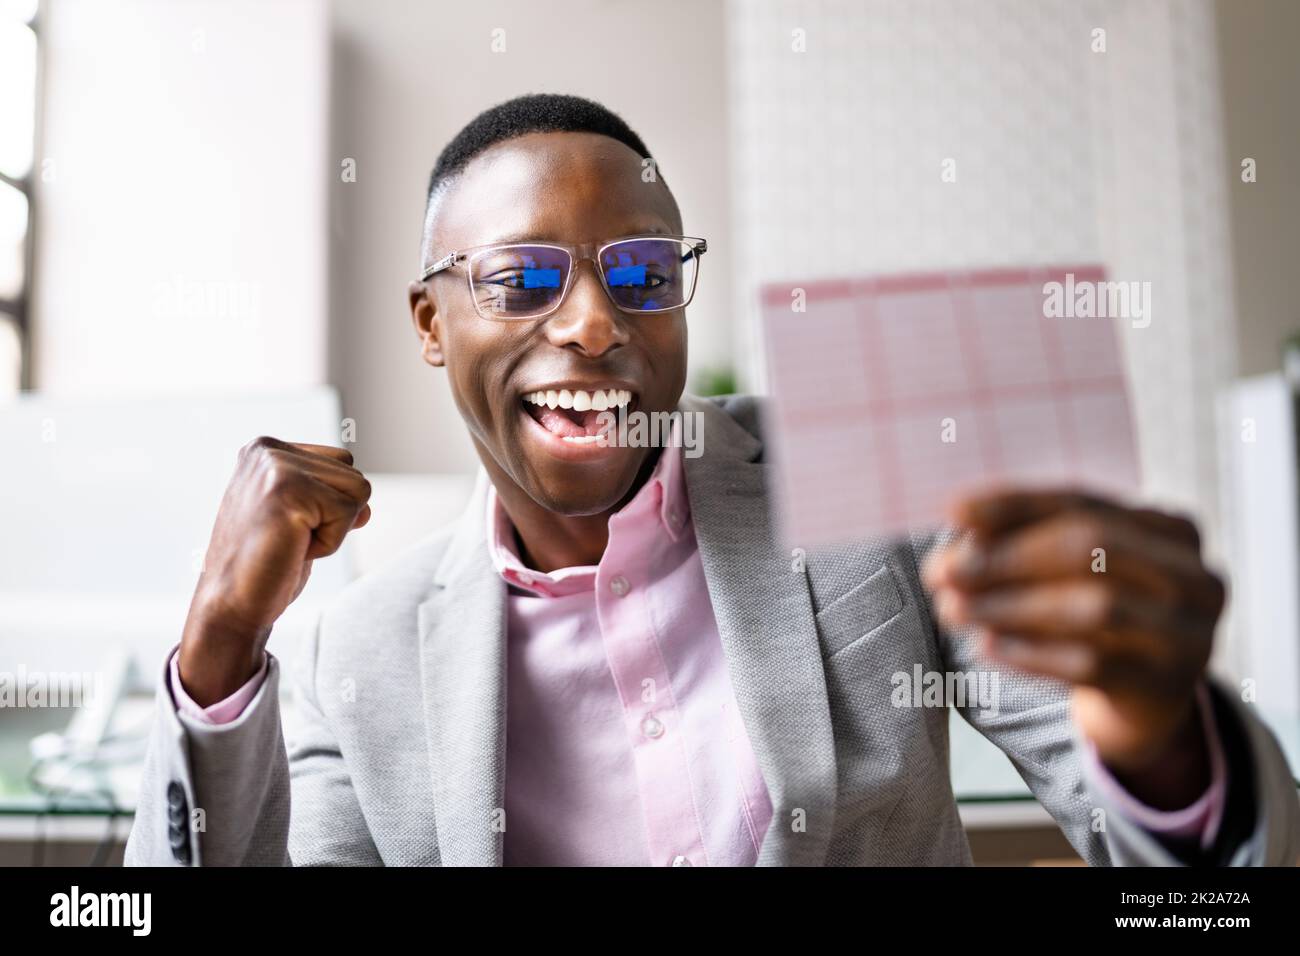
[0,0,39,397]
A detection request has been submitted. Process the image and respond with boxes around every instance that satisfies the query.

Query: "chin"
[523,455,647,518]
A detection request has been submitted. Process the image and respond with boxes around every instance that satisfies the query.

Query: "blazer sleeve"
[908,528,1300,867]
[1081,682,1300,866]
[284,610,383,865]
[124,613,382,866]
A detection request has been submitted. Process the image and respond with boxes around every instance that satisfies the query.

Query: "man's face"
[410,131,689,516]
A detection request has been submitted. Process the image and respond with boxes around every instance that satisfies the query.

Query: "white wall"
[1215,0,1300,377]
[1213,0,1300,713]
[727,0,1237,555]
[326,0,733,473]
[32,0,329,395]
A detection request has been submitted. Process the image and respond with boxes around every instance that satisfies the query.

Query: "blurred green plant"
[692,366,737,397]
[1283,331,1300,387]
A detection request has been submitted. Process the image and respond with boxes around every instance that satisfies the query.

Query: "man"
[126,94,1298,867]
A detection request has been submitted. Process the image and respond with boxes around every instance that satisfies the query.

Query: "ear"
[408,280,446,368]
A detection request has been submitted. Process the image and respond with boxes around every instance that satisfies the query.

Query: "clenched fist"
[178,438,372,706]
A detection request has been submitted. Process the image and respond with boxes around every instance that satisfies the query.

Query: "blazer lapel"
[679,394,839,866]
[417,471,508,866]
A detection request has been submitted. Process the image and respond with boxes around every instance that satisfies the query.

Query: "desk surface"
[0,697,152,816]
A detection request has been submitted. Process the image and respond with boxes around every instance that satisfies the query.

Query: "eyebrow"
[472,225,672,247]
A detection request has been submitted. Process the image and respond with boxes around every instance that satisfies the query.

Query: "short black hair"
[419,94,672,263]
[427,93,654,204]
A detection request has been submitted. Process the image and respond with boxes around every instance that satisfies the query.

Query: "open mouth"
[522,387,635,445]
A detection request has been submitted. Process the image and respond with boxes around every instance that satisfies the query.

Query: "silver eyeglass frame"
[417,234,707,321]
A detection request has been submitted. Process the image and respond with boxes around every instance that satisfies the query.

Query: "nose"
[543,260,630,358]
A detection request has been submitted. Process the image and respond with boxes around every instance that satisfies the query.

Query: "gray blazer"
[125,393,1300,866]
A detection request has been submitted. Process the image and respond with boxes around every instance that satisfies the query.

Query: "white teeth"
[523,387,634,409]
[561,434,602,444]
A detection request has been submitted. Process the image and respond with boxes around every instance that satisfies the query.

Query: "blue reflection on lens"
[607,264,647,287]
[523,268,561,289]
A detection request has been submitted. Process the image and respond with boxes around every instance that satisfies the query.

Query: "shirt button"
[609,575,630,597]
[641,714,665,739]
[671,855,693,867]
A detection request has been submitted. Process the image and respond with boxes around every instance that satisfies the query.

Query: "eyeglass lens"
[468,238,699,319]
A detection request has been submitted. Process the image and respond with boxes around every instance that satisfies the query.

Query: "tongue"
[529,403,606,438]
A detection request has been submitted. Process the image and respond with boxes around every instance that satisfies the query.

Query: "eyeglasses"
[418,234,707,321]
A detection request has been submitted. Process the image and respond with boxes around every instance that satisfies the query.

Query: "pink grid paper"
[760,266,1141,546]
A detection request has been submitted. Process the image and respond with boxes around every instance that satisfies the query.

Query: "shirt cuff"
[1081,682,1227,851]
[168,645,269,725]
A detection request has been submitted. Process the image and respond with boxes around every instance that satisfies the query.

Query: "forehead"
[431,131,681,251]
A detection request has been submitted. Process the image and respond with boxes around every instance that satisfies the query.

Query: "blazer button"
[169,822,191,865]
[166,780,191,864]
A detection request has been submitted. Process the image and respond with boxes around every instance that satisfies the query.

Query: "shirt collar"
[649,415,690,540]
[485,420,690,597]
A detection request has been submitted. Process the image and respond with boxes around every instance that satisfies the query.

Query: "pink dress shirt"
[168,446,1229,860]
[486,440,772,866]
